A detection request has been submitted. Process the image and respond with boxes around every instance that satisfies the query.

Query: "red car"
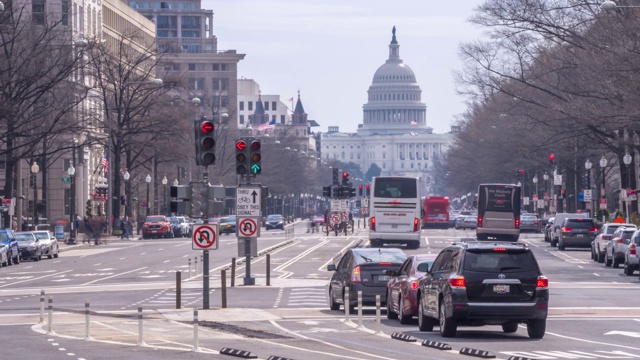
[142,215,173,239]
[386,254,437,324]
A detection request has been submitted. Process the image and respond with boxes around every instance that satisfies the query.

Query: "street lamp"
[162,176,168,215]
[145,174,151,217]
[30,161,39,229]
[585,159,592,215]
[543,172,549,213]
[173,179,179,186]
[123,170,130,218]
[623,153,632,222]
[67,164,76,244]
[532,174,538,214]
[0,2,5,11]
[600,1,640,10]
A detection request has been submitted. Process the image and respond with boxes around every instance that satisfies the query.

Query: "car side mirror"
[385,269,396,276]
[327,264,336,271]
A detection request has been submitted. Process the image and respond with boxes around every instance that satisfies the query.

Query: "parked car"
[142,215,173,239]
[417,241,548,339]
[556,218,598,251]
[623,230,640,276]
[14,232,43,261]
[592,223,636,263]
[543,217,555,242]
[219,216,237,235]
[31,231,59,259]
[605,227,637,268]
[265,214,285,230]
[550,213,588,247]
[327,247,407,312]
[520,215,541,233]
[0,244,7,267]
[0,229,20,265]
[386,254,438,324]
[455,216,477,230]
[168,216,190,237]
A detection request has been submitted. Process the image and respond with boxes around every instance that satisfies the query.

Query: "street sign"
[621,189,627,200]
[238,217,259,238]
[532,194,538,201]
[600,198,607,210]
[554,175,562,186]
[361,207,368,215]
[627,189,637,201]
[192,224,219,250]
[331,214,341,224]
[583,189,592,202]
[523,197,529,206]
[61,177,71,183]
[341,211,348,222]
[537,199,544,209]
[236,187,261,217]
[362,198,369,208]
[330,200,341,212]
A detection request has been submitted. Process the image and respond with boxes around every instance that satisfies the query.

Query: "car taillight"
[351,266,361,283]
[536,276,549,290]
[413,218,419,232]
[370,217,376,231]
[616,238,624,244]
[630,244,637,256]
[379,262,392,266]
[410,281,419,290]
[562,227,572,232]
[494,247,507,252]
[603,235,612,240]
[449,275,466,288]
[477,216,483,227]
[589,227,598,232]
[515,217,520,228]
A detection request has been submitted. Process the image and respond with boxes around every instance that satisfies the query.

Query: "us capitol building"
[321,27,456,194]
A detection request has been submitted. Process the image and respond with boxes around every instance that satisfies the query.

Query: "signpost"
[236,185,261,285]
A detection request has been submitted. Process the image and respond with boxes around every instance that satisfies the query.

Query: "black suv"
[416,242,548,338]
[557,218,598,251]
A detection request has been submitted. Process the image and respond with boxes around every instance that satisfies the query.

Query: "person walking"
[83,216,92,244]
[125,218,133,240]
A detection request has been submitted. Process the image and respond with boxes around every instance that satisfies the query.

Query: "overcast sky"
[203,0,487,134]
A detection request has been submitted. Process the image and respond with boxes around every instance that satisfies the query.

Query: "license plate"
[151,231,157,233]
[576,234,583,237]
[391,224,398,229]
[378,275,391,282]
[493,284,510,293]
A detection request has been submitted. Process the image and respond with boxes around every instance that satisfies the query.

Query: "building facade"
[321,27,454,194]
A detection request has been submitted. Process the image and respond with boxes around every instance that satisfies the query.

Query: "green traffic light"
[251,164,261,174]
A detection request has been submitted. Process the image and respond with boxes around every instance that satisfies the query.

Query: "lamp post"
[543,172,550,214]
[67,164,76,244]
[585,159,593,216]
[600,156,608,220]
[532,174,538,215]
[30,161,39,229]
[123,170,130,219]
[162,176,168,216]
[623,153,632,222]
[145,174,151,217]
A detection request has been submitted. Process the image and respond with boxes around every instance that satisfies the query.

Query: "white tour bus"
[476,183,521,241]
[368,176,422,249]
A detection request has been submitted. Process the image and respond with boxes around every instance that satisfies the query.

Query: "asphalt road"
[2,221,640,359]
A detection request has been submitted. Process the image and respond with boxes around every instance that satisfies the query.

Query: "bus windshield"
[373,178,417,199]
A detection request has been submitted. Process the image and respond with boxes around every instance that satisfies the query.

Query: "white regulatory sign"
[362,198,369,208]
[236,187,261,217]
[330,200,341,212]
[238,217,259,238]
[192,224,219,250]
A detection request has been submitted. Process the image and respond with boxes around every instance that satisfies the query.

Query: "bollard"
[47,296,53,334]
[221,269,227,309]
[137,307,146,346]
[345,287,350,322]
[375,295,382,334]
[358,218,360,229]
[39,290,45,324]
[357,291,363,328]
[192,309,200,352]
[194,256,198,275]
[231,257,236,287]
[188,258,191,277]
[266,254,271,286]
[176,271,182,309]
[84,301,92,340]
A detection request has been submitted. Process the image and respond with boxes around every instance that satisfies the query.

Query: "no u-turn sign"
[192,224,219,250]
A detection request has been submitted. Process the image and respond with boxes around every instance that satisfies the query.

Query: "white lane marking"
[546,330,640,351]
[276,240,330,279]
[93,263,102,266]
[0,270,73,288]
[594,273,600,276]
[81,267,147,285]
[578,265,583,269]
[163,260,170,263]
[7,271,56,275]
[139,252,146,255]
[318,238,362,272]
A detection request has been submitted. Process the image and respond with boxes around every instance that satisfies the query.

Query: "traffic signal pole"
[202,166,210,309]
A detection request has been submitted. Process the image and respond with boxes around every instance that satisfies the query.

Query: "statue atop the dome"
[391,26,397,44]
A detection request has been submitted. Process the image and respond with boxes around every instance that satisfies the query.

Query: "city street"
[1,222,640,359]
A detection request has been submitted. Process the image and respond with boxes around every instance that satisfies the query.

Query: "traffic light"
[195,118,216,166]
[517,169,524,181]
[342,171,349,186]
[358,184,363,196]
[366,184,371,197]
[348,187,356,198]
[235,139,249,175]
[249,139,261,175]
[549,153,555,167]
[323,186,332,197]
[120,195,126,205]
[334,187,342,198]
[332,168,339,185]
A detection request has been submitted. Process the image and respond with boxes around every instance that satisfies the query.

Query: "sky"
[203,0,487,134]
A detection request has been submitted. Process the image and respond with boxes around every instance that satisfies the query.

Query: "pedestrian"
[126,217,133,240]
[91,217,101,245]
[137,218,144,235]
[120,217,126,239]
[83,216,92,244]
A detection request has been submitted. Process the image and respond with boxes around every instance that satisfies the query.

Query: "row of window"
[187,78,229,91]
[156,16,200,29]
[239,101,278,112]
[129,2,196,10]
[368,93,420,101]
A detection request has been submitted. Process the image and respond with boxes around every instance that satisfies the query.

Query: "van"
[550,213,588,247]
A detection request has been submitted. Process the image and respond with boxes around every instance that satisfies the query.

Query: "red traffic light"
[342,172,349,178]
[366,184,370,189]
[201,121,214,134]
[549,154,555,161]
[519,169,525,174]
[235,140,247,151]
[359,185,363,189]
[251,140,261,151]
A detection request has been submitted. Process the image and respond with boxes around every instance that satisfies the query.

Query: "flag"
[102,153,109,173]
[410,120,417,125]
[268,118,276,126]
[288,97,294,102]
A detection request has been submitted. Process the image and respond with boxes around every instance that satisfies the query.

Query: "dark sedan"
[328,247,407,313]
[14,232,43,261]
[265,214,285,230]
[520,215,541,233]
[219,216,237,235]
[386,254,437,324]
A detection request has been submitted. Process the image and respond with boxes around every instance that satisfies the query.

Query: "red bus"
[422,196,451,229]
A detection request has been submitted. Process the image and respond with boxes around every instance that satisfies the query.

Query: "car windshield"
[33,232,50,240]
[564,220,594,228]
[621,231,635,239]
[146,217,165,223]
[267,215,282,221]
[607,225,636,234]
[353,250,406,265]
[15,234,35,242]
[522,216,537,220]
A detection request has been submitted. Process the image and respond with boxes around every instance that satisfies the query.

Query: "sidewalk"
[57,234,140,253]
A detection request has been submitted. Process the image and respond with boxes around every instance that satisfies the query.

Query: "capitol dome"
[359,27,428,136]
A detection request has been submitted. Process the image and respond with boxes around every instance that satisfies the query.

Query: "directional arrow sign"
[251,164,261,174]
[604,330,640,338]
[236,186,261,217]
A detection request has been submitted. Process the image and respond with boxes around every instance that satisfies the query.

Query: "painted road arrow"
[605,330,640,338]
